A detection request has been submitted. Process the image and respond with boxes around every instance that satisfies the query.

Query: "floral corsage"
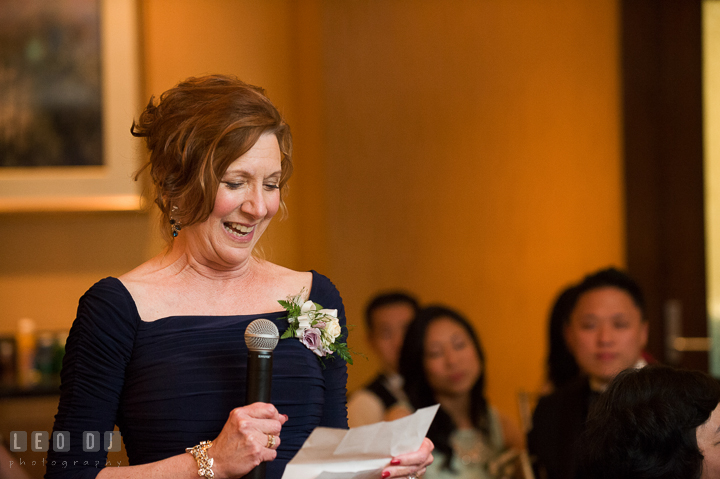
[279,289,353,364]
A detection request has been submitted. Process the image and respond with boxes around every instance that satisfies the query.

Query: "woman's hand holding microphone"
[206,402,287,479]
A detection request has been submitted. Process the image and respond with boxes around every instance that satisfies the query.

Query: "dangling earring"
[170,206,182,238]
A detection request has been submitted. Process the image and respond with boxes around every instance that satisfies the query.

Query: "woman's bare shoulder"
[115,253,187,320]
[118,259,158,283]
[118,253,179,286]
[257,261,312,294]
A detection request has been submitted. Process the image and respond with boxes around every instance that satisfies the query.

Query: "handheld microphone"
[244,319,279,479]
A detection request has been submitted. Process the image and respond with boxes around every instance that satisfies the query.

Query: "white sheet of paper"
[281,404,439,479]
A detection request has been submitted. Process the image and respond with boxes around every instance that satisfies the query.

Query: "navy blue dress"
[46,271,348,479]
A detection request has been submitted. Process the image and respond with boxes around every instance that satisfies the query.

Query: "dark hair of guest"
[567,267,646,323]
[547,284,581,389]
[131,74,293,242]
[579,365,720,479]
[364,291,420,331]
[398,305,488,471]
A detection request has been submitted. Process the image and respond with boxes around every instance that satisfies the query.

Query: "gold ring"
[266,434,276,448]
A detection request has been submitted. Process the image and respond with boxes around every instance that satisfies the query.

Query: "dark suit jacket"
[527,377,598,479]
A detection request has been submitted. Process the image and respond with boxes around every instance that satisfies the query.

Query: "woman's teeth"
[224,222,255,237]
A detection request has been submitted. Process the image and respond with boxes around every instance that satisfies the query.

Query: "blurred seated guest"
[528,267,648,479]
[578,365,720,479]
[347,291,419,427]
[543,283,657,396]
[544,284,581,394]
[46,75,433,479]
[389,305,524,479]
[516,284,579,437]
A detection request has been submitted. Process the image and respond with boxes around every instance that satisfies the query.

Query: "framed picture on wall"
[0,0,142,212]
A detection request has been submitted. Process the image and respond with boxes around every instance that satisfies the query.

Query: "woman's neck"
[162,237,256,281]
[436,392,473,429]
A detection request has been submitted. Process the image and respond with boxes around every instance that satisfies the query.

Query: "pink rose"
[301,328,326,356]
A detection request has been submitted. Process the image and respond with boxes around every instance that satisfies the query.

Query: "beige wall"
[0,0,623,422]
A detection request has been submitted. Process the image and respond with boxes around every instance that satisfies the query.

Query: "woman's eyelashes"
[221,181,280,190]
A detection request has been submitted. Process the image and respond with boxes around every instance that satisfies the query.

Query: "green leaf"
[281,319,299,339]
[331,343,353,365]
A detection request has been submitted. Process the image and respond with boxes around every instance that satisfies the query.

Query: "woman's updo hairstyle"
[131,74,293,242]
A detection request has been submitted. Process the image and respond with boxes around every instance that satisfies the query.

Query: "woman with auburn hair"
[390,305,524,479]
[46,75,433,479]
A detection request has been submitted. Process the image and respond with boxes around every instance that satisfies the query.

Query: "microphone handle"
[246,350,273,403]
[244,350,273,479]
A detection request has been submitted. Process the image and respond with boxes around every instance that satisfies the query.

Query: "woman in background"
[389,305,523,479]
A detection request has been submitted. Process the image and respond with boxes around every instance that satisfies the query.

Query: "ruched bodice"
[47,271,348,479]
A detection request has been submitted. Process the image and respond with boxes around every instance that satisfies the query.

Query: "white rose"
[324,318,342,342]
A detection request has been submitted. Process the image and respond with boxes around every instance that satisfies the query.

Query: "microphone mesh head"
[244,318,279,352]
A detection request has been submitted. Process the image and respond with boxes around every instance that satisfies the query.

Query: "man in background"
[528,267,649,479]
[347,291,419,427]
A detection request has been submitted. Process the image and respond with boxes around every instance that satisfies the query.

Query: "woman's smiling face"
[184,132,282,269]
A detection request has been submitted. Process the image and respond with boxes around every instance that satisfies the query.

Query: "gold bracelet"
[186,440,214,478]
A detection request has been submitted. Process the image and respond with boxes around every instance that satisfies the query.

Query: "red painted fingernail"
[390,459,401,466]
[381,472,391,478]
